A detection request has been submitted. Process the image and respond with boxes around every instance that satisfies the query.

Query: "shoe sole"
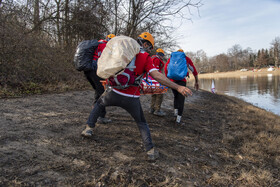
[81,133,92,137]
[81,130,93,137]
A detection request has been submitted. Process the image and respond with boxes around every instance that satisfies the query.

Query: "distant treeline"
[186,40,280,74]
[0,1,279,96]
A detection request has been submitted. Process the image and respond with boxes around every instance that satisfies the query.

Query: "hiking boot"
[176,115,182,124]
[97,117,112,124]
[153,110,166,117]
[149,108,155,114]
[81,125,94,137]
[147,147,159,160]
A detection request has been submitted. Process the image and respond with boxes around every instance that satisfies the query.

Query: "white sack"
[97,36,140,79]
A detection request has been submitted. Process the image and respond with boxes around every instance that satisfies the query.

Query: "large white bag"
[97,36,140,79]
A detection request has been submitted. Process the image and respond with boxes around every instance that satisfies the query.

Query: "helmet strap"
[137,38,152,51]
[137,38,144,46]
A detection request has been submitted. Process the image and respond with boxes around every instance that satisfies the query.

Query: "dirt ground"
[0,88,279,186]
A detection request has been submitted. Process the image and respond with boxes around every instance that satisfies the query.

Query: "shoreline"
[189,67,280,79]
[187,67,280,116]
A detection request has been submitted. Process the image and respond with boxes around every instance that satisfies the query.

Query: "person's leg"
[150,94,156,113]
[172,88,179,114]
[154,94,162,111]
[91,71,105,99]
[115,96,154,152]
[85,70,110,123]
[84,70,96,90]
[153,94,165,116]
[90,70,107,118]
[83,91,158,159]
[174,81,186,123]
[176,91,185,115]
[84,70,100,109]
[82,89,114,136]
[176,81,186,115]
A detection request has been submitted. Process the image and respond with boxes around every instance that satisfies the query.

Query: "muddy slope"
[0,89,279,186]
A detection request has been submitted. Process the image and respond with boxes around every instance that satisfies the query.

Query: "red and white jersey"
[113,51,157,97]
[151,55,164,71]
[93,39,107,61]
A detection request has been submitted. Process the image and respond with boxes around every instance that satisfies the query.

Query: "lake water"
[189,74,280,116]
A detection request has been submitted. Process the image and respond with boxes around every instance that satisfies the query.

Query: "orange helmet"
[177,49,184,52]
[106,34,116,41]
[156,48,165,57]
[138,32,154,49]
[156,48,165,55]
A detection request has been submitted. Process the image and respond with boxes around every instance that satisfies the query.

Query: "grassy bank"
[190,68,280,79]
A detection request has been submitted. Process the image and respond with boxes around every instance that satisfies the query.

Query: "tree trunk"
[114,0,118,34]
[274,46,279,67]
[64,0,70,48]
[55,0,61,46]
[33,0,40,34]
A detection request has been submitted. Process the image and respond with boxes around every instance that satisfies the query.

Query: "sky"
[174,0,280,57]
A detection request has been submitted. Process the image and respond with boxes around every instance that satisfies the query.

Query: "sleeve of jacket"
[186,56,198,76]
[145,54,157,73]
[152,57,159,68]
[160,59,165,71]
[164,58,170,77]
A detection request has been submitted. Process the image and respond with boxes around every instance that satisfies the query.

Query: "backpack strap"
[113,72,130,89]
[133,73,145,86]
[126,57,136,71]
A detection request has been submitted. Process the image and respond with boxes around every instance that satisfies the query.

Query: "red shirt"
[113,51,157,97]
[93,39,107,61]
[164,56,198,82]
[151,55,165,71]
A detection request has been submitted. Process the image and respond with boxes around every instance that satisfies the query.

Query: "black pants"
[84,69,106,118]
[171,80,186,116]
[87,89,154,151]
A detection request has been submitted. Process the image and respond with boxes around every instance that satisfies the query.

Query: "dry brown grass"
[0,16,90,98]
[237,169,274,186]
[190,68,280,79]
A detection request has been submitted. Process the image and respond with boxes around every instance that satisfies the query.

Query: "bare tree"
[271,37,280,67]
[54,0,62,45]
[33,0,40,34]
[64,0,70,47]
[113,0,119,34]
[227,44,243,70]
[106,0,202,47]
[215,54,230,72]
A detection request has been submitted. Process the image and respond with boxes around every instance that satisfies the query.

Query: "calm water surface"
[189,74,280,116]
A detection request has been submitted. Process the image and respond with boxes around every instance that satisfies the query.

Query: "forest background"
[0,0,280,97]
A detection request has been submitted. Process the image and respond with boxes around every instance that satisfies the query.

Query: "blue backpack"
[167,51,188,80]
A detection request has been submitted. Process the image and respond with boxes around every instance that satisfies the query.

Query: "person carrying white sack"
[81,32,192,160]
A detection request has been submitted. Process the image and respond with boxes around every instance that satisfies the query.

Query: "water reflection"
[189,75,280,116]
